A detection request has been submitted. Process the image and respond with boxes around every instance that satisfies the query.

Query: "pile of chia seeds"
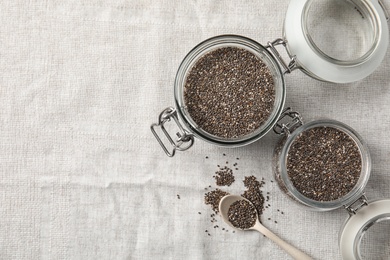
[286,126,362,201]
[204,189,230,213]
[241,176,265,216]
[228,199,257,229]
[213,166,235,186]
[184,47,275,139]
[202,155,269,235]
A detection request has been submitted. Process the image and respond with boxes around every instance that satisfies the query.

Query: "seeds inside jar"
[184,47,275,139]
[286,126,362,201]
[228,199,257,229]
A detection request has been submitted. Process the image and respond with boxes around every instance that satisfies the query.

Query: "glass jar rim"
[339,199,390,259]
[278,119,371,210]
[302,0,380,65]
[174,35,286,147]
[284,0,389,83]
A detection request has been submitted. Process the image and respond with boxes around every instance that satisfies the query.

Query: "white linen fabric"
[0,0,389,259]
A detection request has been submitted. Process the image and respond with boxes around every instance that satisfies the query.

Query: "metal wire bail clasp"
[150,107,194,157]
[273,107,303,135]
[267,39,297,74]
[344,194,368,215]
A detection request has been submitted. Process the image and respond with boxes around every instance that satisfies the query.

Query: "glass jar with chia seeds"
[272,108,390,260]
[151,0,389,157]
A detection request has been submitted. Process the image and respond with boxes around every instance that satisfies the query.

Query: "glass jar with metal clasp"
[151,0,389,157]
[272,108,390,260]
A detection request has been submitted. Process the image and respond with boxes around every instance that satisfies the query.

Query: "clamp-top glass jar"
[151,0,389,157]
[272,108,390,260]
[273,113,371,211]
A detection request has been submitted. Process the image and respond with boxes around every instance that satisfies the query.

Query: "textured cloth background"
[0,0,389,259]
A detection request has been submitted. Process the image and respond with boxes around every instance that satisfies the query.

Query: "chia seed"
[204,188,230,213]
[214,166,235,186]
[203,157,270,234]
[241,175,265,216]
[228,199,257,229]
[286,126,362,201]
[243,175,262,190]
[184,47,275,139]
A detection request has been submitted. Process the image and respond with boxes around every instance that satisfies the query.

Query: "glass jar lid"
[284,0,389,83]
[339,199,390,259]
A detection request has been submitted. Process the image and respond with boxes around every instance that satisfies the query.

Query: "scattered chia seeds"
[243,175,263,190]
[214,166,235,186]
[184,47,275,139]
[204,189,230,213]
[286,126,362,201]
[241,175,265,216]
[203,155,272,235]
[228,200,257,229]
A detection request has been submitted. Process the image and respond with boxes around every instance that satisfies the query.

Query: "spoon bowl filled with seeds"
[219,194,312,260]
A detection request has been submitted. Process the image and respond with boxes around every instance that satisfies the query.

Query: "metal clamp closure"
[151,107,194,157]
[267,39,297,74]
[273,107,303,135]
[344,194,368,215]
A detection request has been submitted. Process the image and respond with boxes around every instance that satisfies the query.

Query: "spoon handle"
[254,222,312,260]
